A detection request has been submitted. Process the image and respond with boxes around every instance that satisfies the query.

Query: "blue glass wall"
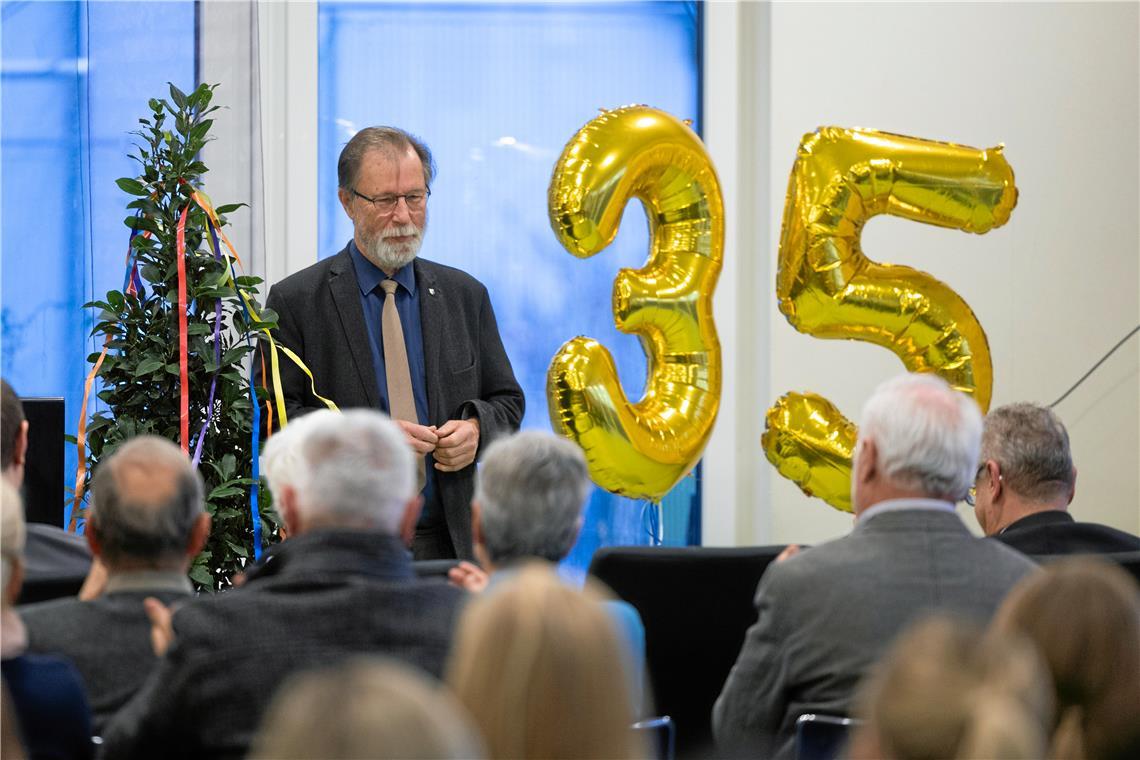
[1,0,196,525]
[318,1,702,577]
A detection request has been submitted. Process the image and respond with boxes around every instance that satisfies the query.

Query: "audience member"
[249,657,484,759]
[100,410,466,760]
[712,373,1038,759]
[259,408,336,548]
[1,480,93,759]
[1,378,92,598]
[991,557,1140,760]
[447,430,646,708]
[972,402,1140,554]
[447,563,645,759]
[18,436,208,733]
[847,616,1051,760]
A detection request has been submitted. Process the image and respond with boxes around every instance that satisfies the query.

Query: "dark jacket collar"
[242,529,415,586]
[1001,510,1075,534]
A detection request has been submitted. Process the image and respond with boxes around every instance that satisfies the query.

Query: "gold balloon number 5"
[546,107,723,502]
[763,127,1018,512]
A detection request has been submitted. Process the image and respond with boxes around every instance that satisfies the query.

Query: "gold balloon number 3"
[763,127,1018,512]
[546,107,723,502]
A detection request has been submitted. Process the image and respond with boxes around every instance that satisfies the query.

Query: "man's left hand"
[434,418,480,471]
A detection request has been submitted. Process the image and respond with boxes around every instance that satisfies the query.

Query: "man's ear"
[187,513,211,557]
[85,520,102,557]
[986,459,1004,502]
[1066,466,1077,506]
[855,438,878,486]
[280,485,303,538]
[13,420,28,468]
[470,501,484,549]
[338,187,354,218]
[400,495,423,548]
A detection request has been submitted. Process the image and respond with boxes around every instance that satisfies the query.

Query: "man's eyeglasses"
[965,463,1001,506]
[351,188,430,214]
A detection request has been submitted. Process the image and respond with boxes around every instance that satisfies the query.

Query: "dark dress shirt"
[348,242,438,525]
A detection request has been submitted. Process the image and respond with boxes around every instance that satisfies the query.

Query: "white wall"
[702,0,1139,545]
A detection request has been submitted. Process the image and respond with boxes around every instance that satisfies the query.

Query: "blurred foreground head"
[850,616,1051,760]
[992,558,1140,760]
[250,656,482,759]
[853,373,983,512]
[446,564,644,759]
[1,480,26,606]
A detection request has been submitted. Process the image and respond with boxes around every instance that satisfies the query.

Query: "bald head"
[90,436,206,569]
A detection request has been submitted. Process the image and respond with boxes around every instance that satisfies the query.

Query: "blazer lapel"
[416,259,444,423]
[328,249,380,408]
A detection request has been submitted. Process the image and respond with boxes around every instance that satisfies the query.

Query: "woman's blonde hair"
[992,558,1140,760]
[851,615,1051,760]
[446,563,643,759]
[249,656,483,759]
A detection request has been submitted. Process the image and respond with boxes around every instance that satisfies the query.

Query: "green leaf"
[188,565,214,587]
[208,486,244,500]
[214,203,247,216]
[225,539,249,559]
[169,83,187,109]
[189,119,213,143]
[135,358,165,376]
[220,453,237,480]
[115,178,148,196]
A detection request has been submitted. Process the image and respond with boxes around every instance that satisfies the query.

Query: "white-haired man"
[101,410,465,760]
[713,373,1038,759]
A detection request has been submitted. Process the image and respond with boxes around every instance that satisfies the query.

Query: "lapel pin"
[429,287,436,296]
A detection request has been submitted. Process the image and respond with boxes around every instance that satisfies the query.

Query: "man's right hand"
[448,561,490,593]
[397,420,438,455]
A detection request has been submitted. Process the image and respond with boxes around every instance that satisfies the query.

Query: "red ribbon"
[175,203,190,453]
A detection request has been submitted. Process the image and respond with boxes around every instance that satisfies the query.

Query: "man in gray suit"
[713,373,1037,759]
[100,410,466,760]
[261,127,524,561]
[19,435,208,733]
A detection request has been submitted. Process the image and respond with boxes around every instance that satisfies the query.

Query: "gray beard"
[362,224,423,272]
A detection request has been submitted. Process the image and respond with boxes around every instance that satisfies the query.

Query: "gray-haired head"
[337,127,436,192]
[475,430,591,564]
[262,410,338,507]
[858,373,984,502]
[295,410,415,533]
[981,403,1074,503]
[89,436,205,568]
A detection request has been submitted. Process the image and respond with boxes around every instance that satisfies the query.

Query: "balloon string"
[1047,324,1140,408]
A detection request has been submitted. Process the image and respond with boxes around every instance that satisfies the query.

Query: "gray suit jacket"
[19,585,191,734]
[99,530,466,760]
[712,506,1038,759]
[260,249,525,559]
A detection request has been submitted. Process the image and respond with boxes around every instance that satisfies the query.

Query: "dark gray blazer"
[260,249,525,559]
[19,586,191,734]
[99,530,466,760]
[712,507,1038,759]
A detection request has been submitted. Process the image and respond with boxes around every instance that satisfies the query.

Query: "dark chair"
[632,715,676,760]
[589,545,786,757]
[794,714,859,760]
[1031,550,1140,588]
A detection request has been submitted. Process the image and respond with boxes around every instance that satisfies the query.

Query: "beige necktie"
[380,279,425,492]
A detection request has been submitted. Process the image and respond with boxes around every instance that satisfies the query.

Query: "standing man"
[262,127,524,561]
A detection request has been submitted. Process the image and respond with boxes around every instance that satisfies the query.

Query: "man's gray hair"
[859,373,983,501]
[981,403,1074,502]
[475,430,591,564]
[262,410,337,506]
[296,410,414,533]
[89,436,204,565]
[337,126,436,191]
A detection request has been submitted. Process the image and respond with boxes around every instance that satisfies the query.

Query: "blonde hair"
[446,563,643,759]
[249,657,483,759]
[992,558,1140,760]
[1,480,26,601]
[852,616,1051,760]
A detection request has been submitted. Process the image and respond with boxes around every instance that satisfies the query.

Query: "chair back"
[589,545,786,756]
[794,714,859,760]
